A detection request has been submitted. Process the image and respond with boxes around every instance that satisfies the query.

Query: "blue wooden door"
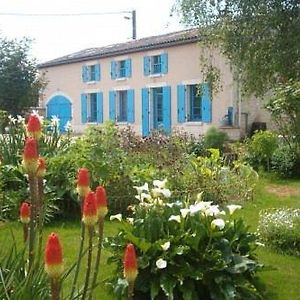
[47,95,72,132]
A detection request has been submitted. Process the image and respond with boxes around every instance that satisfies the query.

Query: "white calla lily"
[161,241,170,251]
[156,258,167,269]
[168,215,181,223]
[109,214,122,221]
[211,218,225,230]
[227,205,242,215]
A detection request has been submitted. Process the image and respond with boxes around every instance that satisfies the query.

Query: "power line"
[0,10,132,17]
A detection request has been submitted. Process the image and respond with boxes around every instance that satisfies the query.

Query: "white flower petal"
[227,205,242,215]
[168,215,181,223]
[153,179,167,189]
[156,258,167,269]
[180,208,190,218]
[109,214,122,221]
[161,241,170,251]
[211,218,225,230]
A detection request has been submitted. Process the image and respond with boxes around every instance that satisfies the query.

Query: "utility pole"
[132,10,137,40]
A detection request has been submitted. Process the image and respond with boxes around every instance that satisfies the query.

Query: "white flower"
[205,205,220,217]
[135,192,152,202]
[211,218,225,230]
[156,258,167,269]
[189,201,212,215]
[126,218,134,224]
[227,205,242,215]
[64,121,72,132]
[161,241,170,251]
[109,214,122,221]
[16,115,25,124]
[133,183,149,195]
[180,208,190,218]
[8,115,16,124]
[160,188,171,198]
[31,110,44,123]
[50,115,60,127]
[168,215,181,223]
[153,179,167,189]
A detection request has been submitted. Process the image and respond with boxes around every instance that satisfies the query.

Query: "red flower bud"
[123,243,138,283]
[95,186,108,219]
[44,233,64,279]
[76,168,90,197]
[27,114,42,140]
[82,191,98,227]
[37,157,46,177]
[20,202,30,224]
[22,138,38,175]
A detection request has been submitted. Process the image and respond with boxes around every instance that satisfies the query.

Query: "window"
[81,92,103,124]
[144,53,168,76]
[188,85,202,121]
[177,83,212,124]
[111,59,132,79]
[82,64,101,82]
[109,90,135,123]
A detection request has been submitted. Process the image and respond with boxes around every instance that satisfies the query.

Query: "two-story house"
[38,28,267,138]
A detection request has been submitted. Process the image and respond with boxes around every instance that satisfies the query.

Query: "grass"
[1,174,300,299]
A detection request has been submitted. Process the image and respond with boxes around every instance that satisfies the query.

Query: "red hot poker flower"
[44,232,64,279]
[27,114,42,140]
[22,138,38,175]
[76,168,90,198]
[37,157,46,177]
[95,186,108,219]
[123,243,138,283]
[82,191,98,227]
[20,202,30,224]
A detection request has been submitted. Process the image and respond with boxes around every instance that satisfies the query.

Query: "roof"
[38,28,199,68]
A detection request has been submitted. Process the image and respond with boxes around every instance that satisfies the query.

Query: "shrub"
[204,127,229,152]
[258,208,300,256]
[106,181,263,299]
[247,130,278,171]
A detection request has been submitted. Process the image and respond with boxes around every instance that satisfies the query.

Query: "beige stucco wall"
[40,42,269,139]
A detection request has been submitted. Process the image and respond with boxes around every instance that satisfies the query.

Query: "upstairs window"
[111,59,132,79]
[82,64,101,82]
[144,53,168,76]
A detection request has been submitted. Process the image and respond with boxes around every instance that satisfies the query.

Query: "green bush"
[258,208,300,256]
[106,181,263,299]
[247,130,278,171]
[204,127,229,152]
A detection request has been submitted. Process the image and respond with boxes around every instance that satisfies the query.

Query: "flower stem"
[50,278,60,300]
[88,218,104,300]
[37,177,44,261]
[23,224,28,243]
[28,174,38,271]
[128,281,134,300]
[82,226,94,300]
[70,223,86,300]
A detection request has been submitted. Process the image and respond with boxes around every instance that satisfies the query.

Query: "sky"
[0,0,185,63]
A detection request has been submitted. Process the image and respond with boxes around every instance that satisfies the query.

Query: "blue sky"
[0,0,184,63]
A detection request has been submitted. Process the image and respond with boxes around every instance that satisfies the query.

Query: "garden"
[0,81,300,300]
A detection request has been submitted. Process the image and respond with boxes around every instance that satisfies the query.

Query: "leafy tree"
[0,36,44,115]
[175,0,300,96]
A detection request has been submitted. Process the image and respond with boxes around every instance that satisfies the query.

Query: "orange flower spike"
[27,114,42,140]
[20,202,30,224]
[82,191,98,227]
[123,243,138,283]
[95,186,108,219]
[22,138,39,175]
[44,233,64,279]
[76,168,90,198]
[37,157,46,177]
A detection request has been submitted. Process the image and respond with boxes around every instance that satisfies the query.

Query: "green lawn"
[1,175,300,299]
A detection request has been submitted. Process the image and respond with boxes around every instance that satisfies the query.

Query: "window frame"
[87,93,98,123]
[187,84,202,122]
[116,90,128,122]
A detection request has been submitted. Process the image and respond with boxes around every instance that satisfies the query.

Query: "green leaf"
[160,274,177,299]
[150,279,160,300]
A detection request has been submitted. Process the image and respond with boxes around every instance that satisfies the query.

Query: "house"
[38,28,268,138]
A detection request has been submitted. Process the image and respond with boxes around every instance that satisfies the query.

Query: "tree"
[175,0,300,96]
[0,36,44,115]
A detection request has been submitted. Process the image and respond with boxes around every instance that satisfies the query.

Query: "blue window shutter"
[81,93,87,123]
[95,64,101,81]
[143,56,150,76]
[96,92,103,123]
[82,65,89,82]
[111,61,117,79]
[201,83,212,123]
[109,91,116,121]
[127,89,135,123]
[142,88,150,136]
[125,59,132,78]
[162,86,171,134]
[177,85,186,123]
[161,53,168,74]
